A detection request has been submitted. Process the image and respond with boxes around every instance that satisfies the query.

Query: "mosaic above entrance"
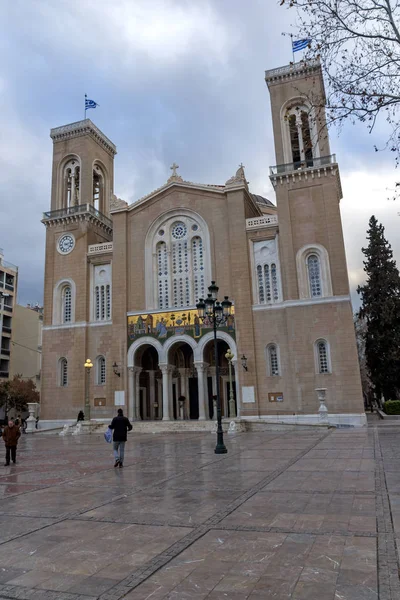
[127,308,235,346]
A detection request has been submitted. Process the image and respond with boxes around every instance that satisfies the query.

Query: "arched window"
[59,358,68,387]
[96,356,106,385]
[267,344,280,376]
[92,163,106,213]
[307,254,322,298]
[148,213,211,310]
[62,158,80,208]
[296,244,332,300]
[316,339,330,374]
[254,239,281,305]
[62,286,72,323]
[281,101,320,166]
[53,279,76,325]
[92,265,112,322]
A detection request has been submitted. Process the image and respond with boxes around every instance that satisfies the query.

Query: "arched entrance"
[137,345,161,420]
[167,341,198,420]
[127,332,238,421]
[202,338,237,419]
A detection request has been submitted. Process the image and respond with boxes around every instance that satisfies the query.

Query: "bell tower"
[41,120,117,421]
[265,61,347,302]
[49,119,116,216]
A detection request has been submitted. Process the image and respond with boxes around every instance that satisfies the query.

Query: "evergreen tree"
[358,216,400,401]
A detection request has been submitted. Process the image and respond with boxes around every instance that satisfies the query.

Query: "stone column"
[128,367,135,420]
[135,367,142,420]
[232,359,239,417]
[194,362,208,421]
[160,364,171,421]
[70,172,76,206]
[149,370,156,420]
[178,368,188,419]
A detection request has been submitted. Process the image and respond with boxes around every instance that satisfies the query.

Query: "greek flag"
[85,97,98,110]
[292,38,311,53]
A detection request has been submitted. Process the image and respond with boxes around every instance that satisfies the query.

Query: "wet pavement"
[0,423,398,599]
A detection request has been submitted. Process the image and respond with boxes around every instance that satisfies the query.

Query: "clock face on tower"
[57,234,75,255]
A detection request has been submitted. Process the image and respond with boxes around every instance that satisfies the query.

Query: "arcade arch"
[127,333,238,421]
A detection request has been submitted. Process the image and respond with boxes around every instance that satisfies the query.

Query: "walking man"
[109,408,132,468]
[3,419,21,466]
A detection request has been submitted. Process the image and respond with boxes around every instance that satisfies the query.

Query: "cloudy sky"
[1,0,399,309]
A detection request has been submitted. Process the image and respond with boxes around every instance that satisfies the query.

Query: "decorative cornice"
[42,212,113,236]
[50,119,117,157]
[265,59,321,87]
[270,164,342,200]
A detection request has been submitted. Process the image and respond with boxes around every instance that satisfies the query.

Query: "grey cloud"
[0,0,398,307]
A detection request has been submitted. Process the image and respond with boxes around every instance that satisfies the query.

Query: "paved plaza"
[0,422,399,600]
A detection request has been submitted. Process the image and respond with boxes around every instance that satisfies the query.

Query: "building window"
[296,244,332,300]
[267,344,280,376]
[62,286,72,323]
[96,356,106,385]
[59,358,68,386]
[92,265,112,322]
[316,340,330,374]
[152,214,210,310]
[284,105,316,166]
[62,158,80,208]
[256,262,280,305]
[307,254,322,297]
[53,278,76,325]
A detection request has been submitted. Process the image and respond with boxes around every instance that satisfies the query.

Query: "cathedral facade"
[40,61,366,427]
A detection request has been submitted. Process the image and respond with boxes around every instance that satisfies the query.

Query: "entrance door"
[188,378,199,420]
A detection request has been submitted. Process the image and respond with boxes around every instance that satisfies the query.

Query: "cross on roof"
[170,162,179,177]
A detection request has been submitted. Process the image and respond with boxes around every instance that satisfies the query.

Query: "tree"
[0,375,39,416]
[280,1,400,163]
[357,215,400,401]
[354,313,373,408]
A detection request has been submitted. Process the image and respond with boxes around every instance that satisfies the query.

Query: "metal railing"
[2,326,11,334]
[270,154,337,176]
[5,283,14,291]
[2,305,12,313]
[42,203,113,229]
[1,348,10,356]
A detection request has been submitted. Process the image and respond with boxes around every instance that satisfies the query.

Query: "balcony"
[2,326,11,334]
[2,304,12,313]
[42,203,113,235]
[1,348,10,356]
[246,215,278,231]
[270,155,337,177]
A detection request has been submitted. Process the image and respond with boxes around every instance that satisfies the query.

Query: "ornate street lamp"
[197,282,232,454]
[225,348,236,418]
[84,358,93,421]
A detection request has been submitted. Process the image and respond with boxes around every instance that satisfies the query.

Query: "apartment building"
[0,250,18,380]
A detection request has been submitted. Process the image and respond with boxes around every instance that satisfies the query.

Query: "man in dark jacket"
[3,419,21,466]
[109,409,132,468]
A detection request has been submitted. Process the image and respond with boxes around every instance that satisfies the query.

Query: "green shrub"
[383,400,400,415]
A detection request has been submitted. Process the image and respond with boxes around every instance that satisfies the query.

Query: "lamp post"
[225,349,236,418]
[197,281,232,454]
[84,359,93,421]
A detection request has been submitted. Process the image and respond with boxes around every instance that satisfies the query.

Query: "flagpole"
[290,34,295,63]
[84,94,87,120]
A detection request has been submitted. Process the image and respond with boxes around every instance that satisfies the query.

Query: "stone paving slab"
[0,426,398,599]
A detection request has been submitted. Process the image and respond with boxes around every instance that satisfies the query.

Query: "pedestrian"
[35,416,39,429]
[77,410,85,423]
[109,408,132,468]
[3,419,21,466]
